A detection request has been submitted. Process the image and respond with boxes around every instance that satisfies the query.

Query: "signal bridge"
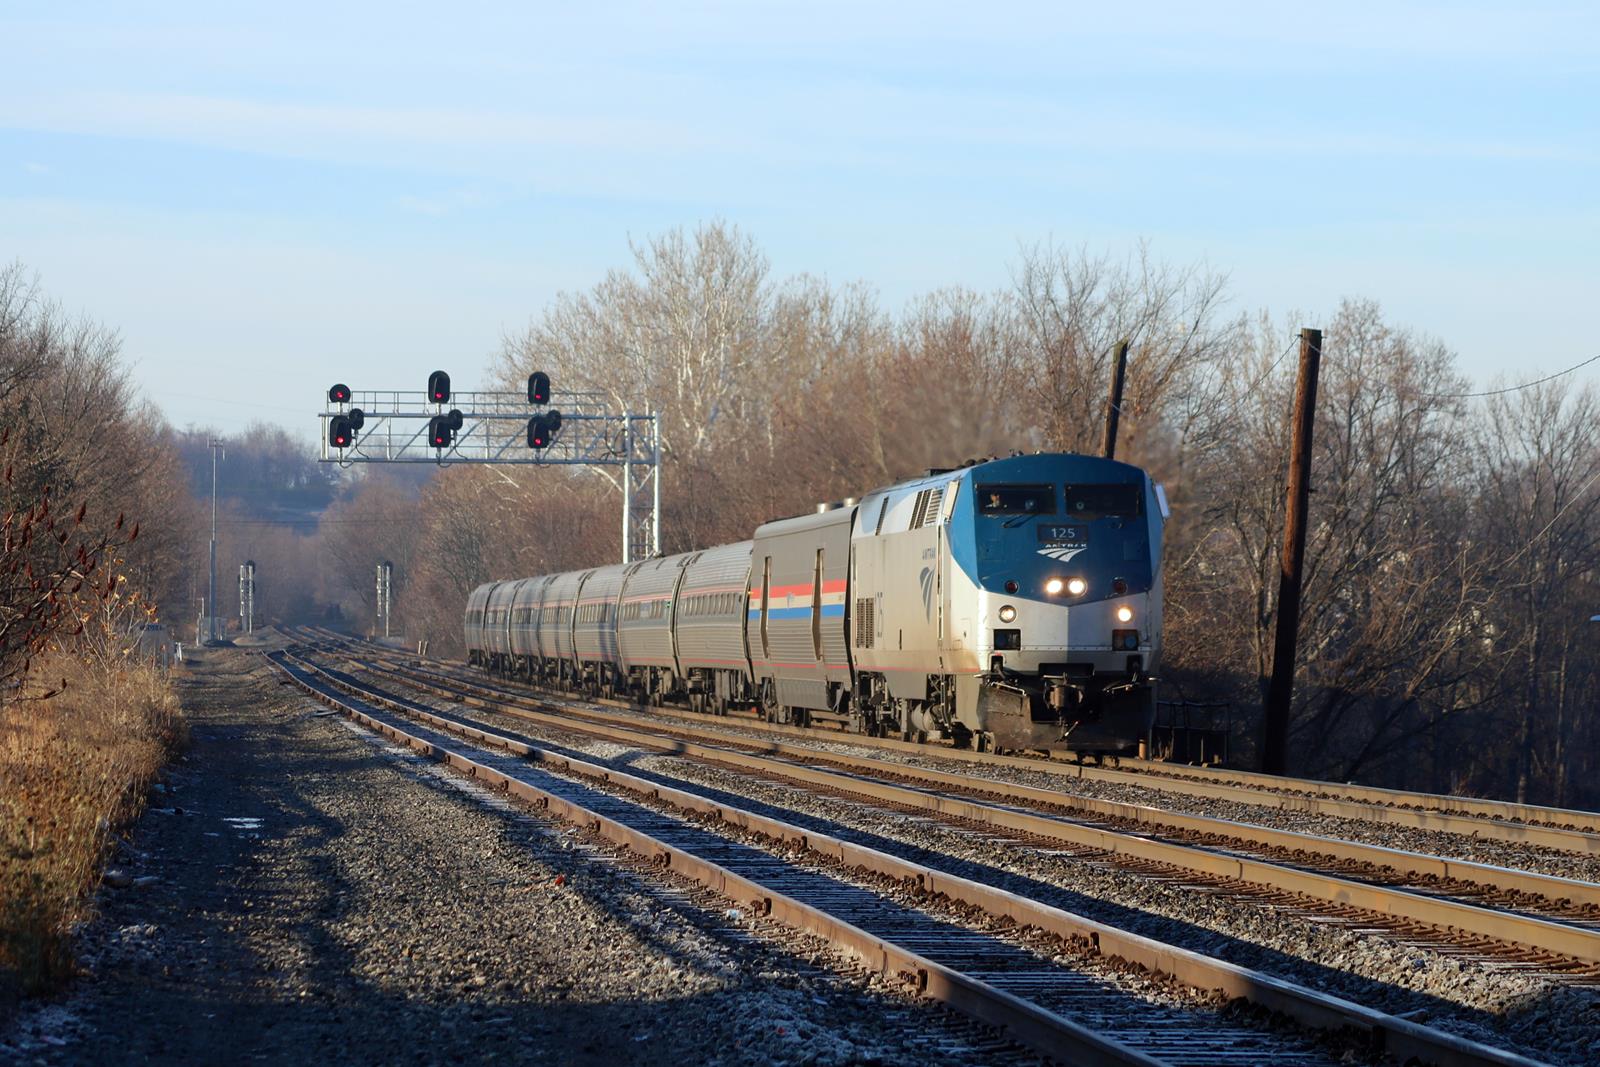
[319,372,660,564]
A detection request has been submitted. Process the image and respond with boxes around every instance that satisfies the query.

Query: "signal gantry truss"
[319,389,661,563]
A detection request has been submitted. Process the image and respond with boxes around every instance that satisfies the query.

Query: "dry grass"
[0,653,183,998]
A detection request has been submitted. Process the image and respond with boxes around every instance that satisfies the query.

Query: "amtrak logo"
[918,566,934,619]
[1037,546,1088,564]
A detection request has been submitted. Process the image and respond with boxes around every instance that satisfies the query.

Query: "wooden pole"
[1262,328,1322,776]
[1101,339,1130,460]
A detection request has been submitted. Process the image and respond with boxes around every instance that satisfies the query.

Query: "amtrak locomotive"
[465,452,1166,752]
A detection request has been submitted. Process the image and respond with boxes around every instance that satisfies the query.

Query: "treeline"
[0,264,191,993]
[0,264,194,670]
[319,224,1598,807]
[168,423,344,628]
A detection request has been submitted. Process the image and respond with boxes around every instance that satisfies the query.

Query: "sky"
[3,2,1598,438]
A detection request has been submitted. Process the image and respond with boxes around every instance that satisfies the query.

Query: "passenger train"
[464,452,1166,752]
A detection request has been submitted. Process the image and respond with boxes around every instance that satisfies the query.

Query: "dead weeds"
[1,654,184,997]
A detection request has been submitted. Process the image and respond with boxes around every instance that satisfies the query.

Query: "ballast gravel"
[0,645,1039,1067]
[389,688,1597,1067]
[531,694,1600,885]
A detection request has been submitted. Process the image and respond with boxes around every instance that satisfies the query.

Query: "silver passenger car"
[572,562,631,692]
[617,553,692,700]
[746,510,853,721]
[508,575,551,676]
[483,580,519,666]
[675,540,755,712]
[464,582,497,665]
[537,568,589,684]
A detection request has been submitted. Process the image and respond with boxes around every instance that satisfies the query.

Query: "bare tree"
[1174,301,1497,781]
[1011,242,1237,465]
[1473,382,1600,803]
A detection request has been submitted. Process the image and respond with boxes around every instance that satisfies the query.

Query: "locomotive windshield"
[1062,484,1142,521]
[976,484,1056,515]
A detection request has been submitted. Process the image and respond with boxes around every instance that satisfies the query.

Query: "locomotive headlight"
[1044,578,1064,595]
[1066,577,1087,596]
[998,604,1017,623]
[1115,605,1134,623]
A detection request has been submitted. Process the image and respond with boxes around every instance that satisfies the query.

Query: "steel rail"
[421,655,1600,856]
[298,627,1600,854]
[268,650,1156,1067]
[269,649,1545,1067]
[1067,756,1600,835]
[321,653,1600,970]
[344,653,1600,919]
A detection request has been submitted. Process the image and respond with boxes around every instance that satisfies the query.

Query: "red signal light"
[329,383,351,404]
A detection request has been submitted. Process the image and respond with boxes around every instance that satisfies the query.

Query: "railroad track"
[265,645,1545,1067]
[298,626,1600,857]
[298,640,1600,987]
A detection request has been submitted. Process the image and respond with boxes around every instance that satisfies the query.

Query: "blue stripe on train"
[751,604,845,620]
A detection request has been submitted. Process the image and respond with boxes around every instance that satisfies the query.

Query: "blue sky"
[3,2,1597,437]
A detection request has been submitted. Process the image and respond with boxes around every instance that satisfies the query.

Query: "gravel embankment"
[366,680,1594,1066]
[0,645,1040,1067]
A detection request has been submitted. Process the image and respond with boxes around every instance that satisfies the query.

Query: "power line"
[1191,333,1301,429]
[1420,353,1600,400]
[1498,461,1600,569]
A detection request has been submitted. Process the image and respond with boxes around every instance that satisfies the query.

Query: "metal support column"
[238,560,256,634]
[207,439,224,644]
[651,413,661,558]
[374,560,393,638]
[622,419,634,564]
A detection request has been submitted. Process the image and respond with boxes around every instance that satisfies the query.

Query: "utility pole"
[1262,329,1322,776]
[208,439,224,644]
[1101,339,1130,460]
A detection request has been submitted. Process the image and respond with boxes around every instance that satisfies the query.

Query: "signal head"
[427,414,451,448]
[528,371,551,405]
[527,414,550,449]
[447,408,464,432]
[347,407,365,432]
[328,383,352,405]
[427,370,451,404]
[329,414,353,449]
